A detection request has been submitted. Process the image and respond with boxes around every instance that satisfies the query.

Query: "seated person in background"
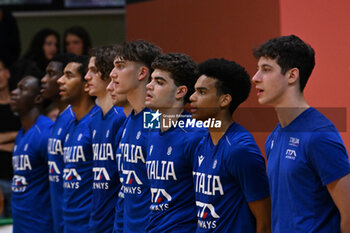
[64,26,92,56]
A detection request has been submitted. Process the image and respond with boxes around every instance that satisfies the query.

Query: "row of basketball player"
[10,35,350,233]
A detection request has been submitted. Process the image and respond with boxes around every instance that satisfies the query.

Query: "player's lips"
[189,104,197,113]
[145,92,153,101]
[256,88,264,96]
[9,97,18,104]
[40,86,48,93]
[59,88,66,95]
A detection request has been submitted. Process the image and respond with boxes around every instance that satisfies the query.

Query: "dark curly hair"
[199,58,251,114]
[152,53,199,103]
[64,26,92,55]
[24,28,60,71]
[89,45,117,80]
[68,54,90,80]
[253,34,315,92]
[115,39,161,75]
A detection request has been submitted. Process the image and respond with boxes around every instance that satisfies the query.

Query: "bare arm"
[0,142,15,153]
[327,173,350,233]
[0,131,18,144]
[248,196,271,233]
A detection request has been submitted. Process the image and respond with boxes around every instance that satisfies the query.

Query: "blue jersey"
[266,107,350,233]
[12,115,54,233]
[48,106,75,233]
[120,108,151,233]
[113,117,130,233]
[193,122,269,233]
[89,106,126,233]
[146,114,207,233]
[62,105,99,233]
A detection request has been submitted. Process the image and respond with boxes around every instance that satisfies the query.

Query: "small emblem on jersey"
[151,188,172,203]
[196,201,220,219]
[136,131,141,140]
[271,140,274,149]
[122,128,126,138]
[150,188,172,211]
[212,159,217,169]
[106,130,110,138]
[77,133,82,141]
[57,128,62,136]
[285,149,297,160]
[63,168,82,181]
[48,161,60,174]
[149,145,153,156]
[24,144,28,151]
[143,110,161,129]
[289,137,300,147]
[12,175,28,192]
[65,134,70,142]
[123,169,143,185]
[93,167,111,181]
[167,146,172,155]
[198,155,204,167]
[92,130,96,139]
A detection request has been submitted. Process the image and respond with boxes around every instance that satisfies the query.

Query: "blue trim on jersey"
[62,105,99,233]
[193,122,269,232]
[146,112,207,233]
[12,115,54,233]
[266,107,350,233]
[48,106,75,233]
[89,106,126,233]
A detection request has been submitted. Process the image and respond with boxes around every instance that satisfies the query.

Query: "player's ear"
[138,66,149,81]
[34,94,43,105]
[287,67,299,85]
[219,94,232,108]
[175,85,187,100]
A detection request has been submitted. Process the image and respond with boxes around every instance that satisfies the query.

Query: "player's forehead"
[88,56,96,67]
[195,75,217,90]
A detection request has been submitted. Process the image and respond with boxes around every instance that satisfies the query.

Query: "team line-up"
[10,35,350,233]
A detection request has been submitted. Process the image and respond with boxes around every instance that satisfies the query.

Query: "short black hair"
[116,39,162,75]
[0,54,11,69]
[253,34,315,92]
[51,53,76,70]
[89,45,117,80]
[199,58,251,114]
[64,26,92,55]
[152,53,199,103]
[68,55,89,80]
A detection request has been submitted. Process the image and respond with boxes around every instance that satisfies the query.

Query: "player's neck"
[97,93,113,115]
[209,111,233,146]
[55,99,68,113]
[20,107,41,132]
[120,101,132,116]
[0,88,10,104]
[71,96,95,121]
[127,84,147,114]
[275,93,309,127]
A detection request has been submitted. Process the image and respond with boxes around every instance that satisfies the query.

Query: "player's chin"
[144,100,154,108]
